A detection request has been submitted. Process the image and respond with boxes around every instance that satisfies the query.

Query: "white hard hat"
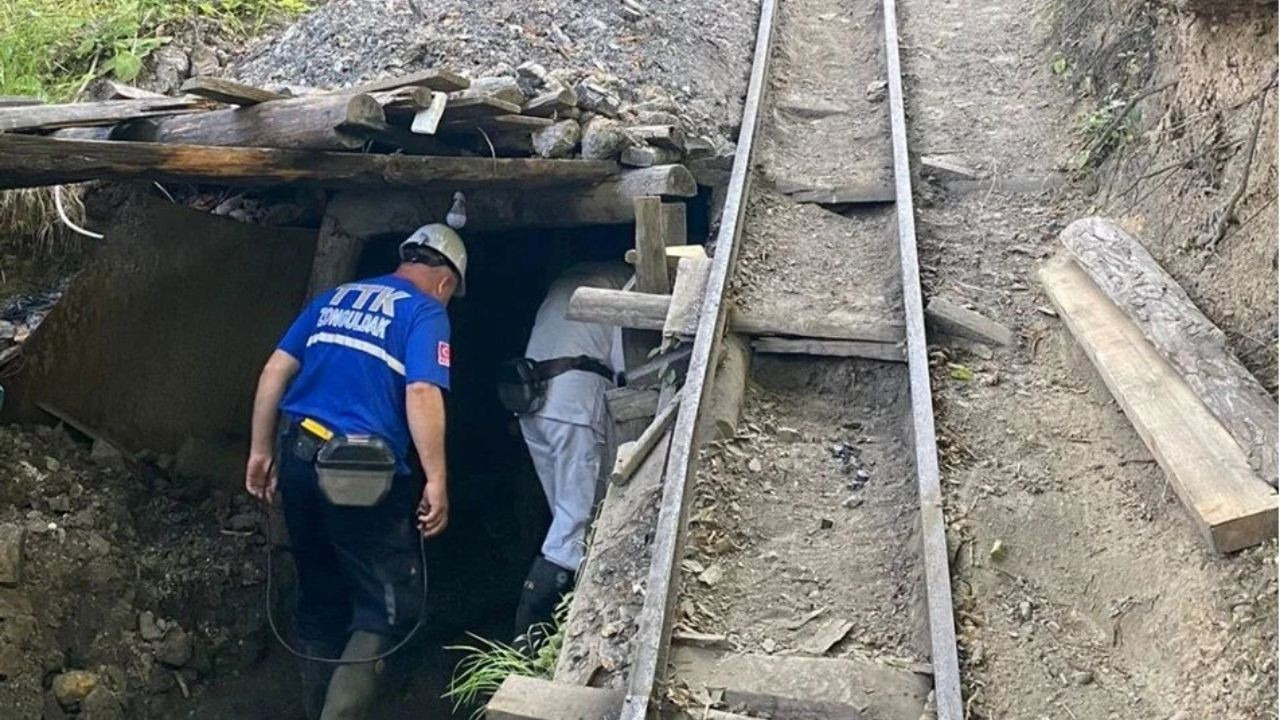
[399,223,468,296]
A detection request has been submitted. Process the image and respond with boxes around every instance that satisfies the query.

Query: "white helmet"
[399,223,468,296]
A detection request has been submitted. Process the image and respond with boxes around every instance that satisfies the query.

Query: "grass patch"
[0,0,309,100]
[443,599,569,718]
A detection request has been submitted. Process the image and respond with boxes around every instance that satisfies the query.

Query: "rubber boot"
[513,556,574,653]
[319,631,389,720]
[299,637,344,720]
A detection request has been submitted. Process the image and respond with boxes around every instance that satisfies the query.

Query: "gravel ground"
[230,0,759,138]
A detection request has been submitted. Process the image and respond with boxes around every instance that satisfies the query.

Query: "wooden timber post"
[305,207,363,301]
[633,197,670,295]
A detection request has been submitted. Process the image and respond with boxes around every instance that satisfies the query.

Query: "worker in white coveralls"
[506,262,629,644]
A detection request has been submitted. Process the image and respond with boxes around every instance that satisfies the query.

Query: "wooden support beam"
[1040,255,1276,553]
[306,212,363,300]
[633,196,671,294]
[0,134,618,191]
[924,297,1014,347]
[1061,216,1278,488]
[523,86,578,117]
[661,202,688,246]
[0,97,214,131]
[180,76,288,105]
[753,336,906,362]
[664,257,711,340]
[114,94,383,150]
[624,243,706,269]
[624,345,693,389]
[345,68,470,95]
[611,398,680,485]
[486,675,623,720]
[409,91,449,135]
[606,386,659,424]
[702,334,751,441]
[567,287,904,343]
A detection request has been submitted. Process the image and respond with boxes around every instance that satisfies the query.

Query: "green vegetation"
[0,0,308,100]
[443,600,569,719]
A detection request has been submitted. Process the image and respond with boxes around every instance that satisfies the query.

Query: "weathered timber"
[621,1,777,717]
[753,336,906,362]
[180,77,288,105]
[0,134,617,191]
[0,96,41,107]
[782,182,896,205]
[622,145,683,168]
[606,386,659,423]
[0,98,213,132]
[664,257,711,340]
[370,86,436,122]
[883,0,963,716]
[627,124,686,152]
[633,197,671,294]
[442,114,555,131]
[924,297,1014,347]
[346,68,470,95]
[567,287,904,343]
[1040,255,1276,552]
[611,398,681,485]
[486,675,622,720]
[624,243,706,269]
[97,81,166,100]
[1061,216,1278,488]
[115,94,382,150]
[442,90,523,121]
[702,334,751,441]
[306,212,363,300]
[51,126,114,141]
[410,91,449,135]
[662,202,688,246]
[523,86,578,117]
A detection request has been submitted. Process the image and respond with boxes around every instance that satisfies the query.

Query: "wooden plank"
[0,98,213,131]
[753,336,906,362]
[661,202,688,247]
[606,386,660,423]
[620,1,778,717]
[664,257,712,340]
[611,398,681,485]
[624,244,706,268]
[486,675,622,720]
[410,91,449,135]
[442,90,524,121]
[116,94,383,150]
[782,182,896,205]
[1061,216,1278,488]
[633,196,671,294]
[627,124,686,152]
[924,297,1014,347]
[671,646,930,720]
[882,0,963,716]
[624,345,694,389]
[1039,256,1277,553]
[702,334,751,441]
[0,134,618,191]
[180,76,288,105]
[346,68,470,94]
[441,114,555,131]
[97,81,166,100]
[306,212,363,300]
[567,287,904,343]
[622,145,683,168]
[524,86,578,117]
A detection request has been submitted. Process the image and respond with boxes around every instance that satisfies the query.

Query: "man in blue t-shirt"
[244,223,466,720]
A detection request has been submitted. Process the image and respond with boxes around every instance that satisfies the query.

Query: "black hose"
[262,504,430,665]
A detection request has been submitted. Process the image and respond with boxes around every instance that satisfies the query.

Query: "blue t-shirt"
[277,274,451,473]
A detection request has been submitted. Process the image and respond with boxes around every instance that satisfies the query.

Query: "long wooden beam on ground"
[1061,216,1278,488]
[0,97,214,131]
[324,165,695,236]
[1040,256,1277,553]
[566,286,904,343]
[620,0,779,717]
[0,134,618,191]
[883,0,964,717]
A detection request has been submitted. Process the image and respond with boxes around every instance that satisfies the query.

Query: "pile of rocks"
[0,424,268,718]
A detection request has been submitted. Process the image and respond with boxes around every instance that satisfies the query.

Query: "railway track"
[493,0,963,718]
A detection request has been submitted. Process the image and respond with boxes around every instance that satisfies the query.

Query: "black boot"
[513,556,574,651]
[298,637,344,720]
[319,631,389,720]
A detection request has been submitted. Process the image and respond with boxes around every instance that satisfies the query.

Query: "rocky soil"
[0,424,269,719]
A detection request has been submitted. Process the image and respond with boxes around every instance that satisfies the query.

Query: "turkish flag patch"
[437,341,451,367]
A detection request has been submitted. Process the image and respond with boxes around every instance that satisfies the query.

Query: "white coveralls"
[519,263,628,572]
